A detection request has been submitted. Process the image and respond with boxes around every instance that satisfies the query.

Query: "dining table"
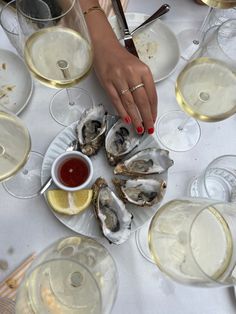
[1,0,236,313]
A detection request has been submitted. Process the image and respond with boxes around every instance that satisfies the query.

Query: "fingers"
[120,91,145,134]
[104,77,156,135]
[130,81,155,132]
[106,83,132,124]
[110,80,145,134]
[99,55,157,135]
[142,71,158,124]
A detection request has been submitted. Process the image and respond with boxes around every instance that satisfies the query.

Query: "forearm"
[79,0,120,47]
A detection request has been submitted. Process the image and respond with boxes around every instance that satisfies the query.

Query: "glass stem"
[177,117,190,131]
[65,88,75,107]
[57,60,75,106]
[177,92,210,131]
[193,7,213,45]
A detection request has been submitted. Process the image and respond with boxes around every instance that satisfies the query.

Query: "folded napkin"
[99,0,129,16]
[0,253,36,300]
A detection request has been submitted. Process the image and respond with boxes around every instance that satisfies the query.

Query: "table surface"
[1,0,236,313]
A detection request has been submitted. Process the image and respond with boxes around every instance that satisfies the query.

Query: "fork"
[39,139,80,195]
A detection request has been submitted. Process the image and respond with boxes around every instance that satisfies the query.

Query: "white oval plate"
[109,12,180,83]
[0,49,33,115]
[41,122,169,239]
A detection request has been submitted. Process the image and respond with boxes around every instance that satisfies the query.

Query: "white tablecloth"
[1,0,236,313]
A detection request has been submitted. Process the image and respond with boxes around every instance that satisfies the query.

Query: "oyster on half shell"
[113,177,167,207]
[76,103,107,156]
[105,119,144,166]
[92,177,133,244]
[114,148,174,176]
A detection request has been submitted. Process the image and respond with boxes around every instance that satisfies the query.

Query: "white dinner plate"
[0,49,33,115]
[41,121,169,239]
[109,12,180,83]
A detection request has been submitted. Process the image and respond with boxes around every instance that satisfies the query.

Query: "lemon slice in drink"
[47,189,93,215]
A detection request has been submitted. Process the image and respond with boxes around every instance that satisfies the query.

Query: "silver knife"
[111,0,139,58]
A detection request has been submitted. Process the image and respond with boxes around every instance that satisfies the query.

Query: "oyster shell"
[105,119,144,166]
[76,103,107,156]
[114,148,174,176]
[113,178,167,207]
[92,177,133,244]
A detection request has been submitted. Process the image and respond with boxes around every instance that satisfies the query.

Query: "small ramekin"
[51,151,93,192]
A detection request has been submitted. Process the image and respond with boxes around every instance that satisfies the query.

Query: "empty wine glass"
[15,235,118,314]
[0,110,43,198]
[149,198,236,287]
[16,0,94,126]
[0,0,22,56]
[156,19,236,152]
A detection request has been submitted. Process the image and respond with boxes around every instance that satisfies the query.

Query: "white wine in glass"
[149,198,236,286]
[0,110,31,182]
[16,0,93,126]
[0,110,43,198]
[16,259,102,313]
[15,236,119,314]
[24,27,92,89]
[157,19,236,151]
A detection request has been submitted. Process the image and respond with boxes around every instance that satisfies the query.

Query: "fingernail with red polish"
[124,116,131,124]
[148,127,154,135]
[137,126,144,134]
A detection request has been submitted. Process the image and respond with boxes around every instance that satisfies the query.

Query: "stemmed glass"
[148,198,236,287]
[16,0,94,126]
[0,0,22,56]
[0,110,43,198]
[178,1,236,61]
[156,18,236,152]
[15,235,118,314]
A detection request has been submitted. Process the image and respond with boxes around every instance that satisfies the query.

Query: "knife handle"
[111,0,129,30]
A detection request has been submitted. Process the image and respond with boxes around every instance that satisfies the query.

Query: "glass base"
[3,151,44,199]
[50,87,93,126]
[135,222,155,264]
[156,110,201,152]
[177,28,201,60]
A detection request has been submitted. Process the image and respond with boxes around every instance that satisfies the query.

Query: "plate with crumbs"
[0,49,33,115]
[109,12,180,83]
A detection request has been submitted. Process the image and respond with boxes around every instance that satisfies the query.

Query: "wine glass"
[148,198,236,287]
[156,18,236,152]
[15,235,118,314]
[0,0,22,56]
[178,1,236,61]
[0,110,43,198]
[16,0,94,126]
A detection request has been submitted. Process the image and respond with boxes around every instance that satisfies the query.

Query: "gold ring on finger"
[129,83,144,93]
[120,88,130,96]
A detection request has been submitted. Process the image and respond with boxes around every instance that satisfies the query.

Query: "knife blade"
[111,0,139,58]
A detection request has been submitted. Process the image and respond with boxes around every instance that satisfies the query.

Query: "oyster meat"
[113,178,167,207]
[92,177,133,244]
[105,119,144,166]
[76,103,107,156]
[114,148,174,176]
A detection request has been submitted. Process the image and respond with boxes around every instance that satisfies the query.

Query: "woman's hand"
[93,39,157,135]
[80,0,157,134]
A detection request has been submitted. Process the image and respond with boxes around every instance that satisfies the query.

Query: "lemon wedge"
[47,189,93,215]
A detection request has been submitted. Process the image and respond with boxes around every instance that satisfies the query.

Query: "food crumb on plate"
[1,63,7,70]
